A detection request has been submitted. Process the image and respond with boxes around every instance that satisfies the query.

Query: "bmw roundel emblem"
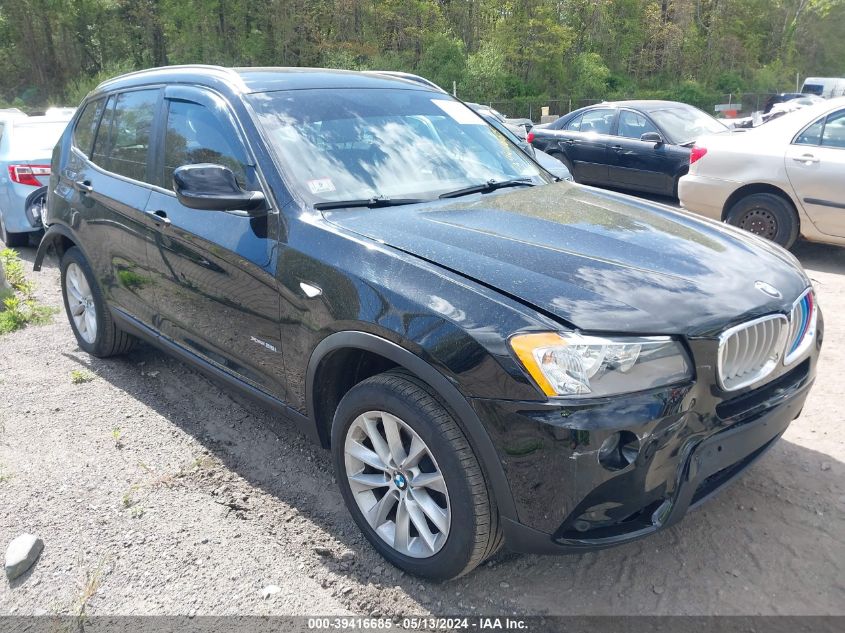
[754,281,782,299]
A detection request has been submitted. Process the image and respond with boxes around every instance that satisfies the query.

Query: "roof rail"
[94,64,241,92]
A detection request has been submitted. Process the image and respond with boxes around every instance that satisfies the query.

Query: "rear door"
[59,89,161,325]
[606,109,676,194]
[562,107,615,184]
[785,108,845,238]
[144,86,286,398]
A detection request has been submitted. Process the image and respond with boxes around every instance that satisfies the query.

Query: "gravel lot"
[0,234,843,617]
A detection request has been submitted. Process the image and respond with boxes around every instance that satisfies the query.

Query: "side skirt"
[111,307,318,444]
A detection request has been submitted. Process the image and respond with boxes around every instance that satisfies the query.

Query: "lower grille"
[717,314,788,391]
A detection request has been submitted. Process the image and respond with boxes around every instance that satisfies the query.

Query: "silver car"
[680,97,845,248]
[0,115,72,246]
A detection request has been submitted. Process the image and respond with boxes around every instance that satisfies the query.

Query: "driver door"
[144,86,287,399]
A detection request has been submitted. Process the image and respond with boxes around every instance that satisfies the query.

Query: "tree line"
[0,0,842,109]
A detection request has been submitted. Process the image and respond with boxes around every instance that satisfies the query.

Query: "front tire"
[332,371,502,580]
[725,193,799,248]
[60,247,136,357]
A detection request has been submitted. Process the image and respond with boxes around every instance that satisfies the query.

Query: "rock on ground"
[5,534,44,581]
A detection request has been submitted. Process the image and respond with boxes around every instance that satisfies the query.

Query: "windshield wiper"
[314,195,427,210]
[439,178,535,199]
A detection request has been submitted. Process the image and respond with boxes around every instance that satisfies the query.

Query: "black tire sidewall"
[331,379,480,580]
[60,247,111,356]
[727,194,798,248]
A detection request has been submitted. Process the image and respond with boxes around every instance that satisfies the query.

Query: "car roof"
[93,64,441,97]
[602,100,697,111]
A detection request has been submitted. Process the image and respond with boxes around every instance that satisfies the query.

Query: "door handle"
[611,145,623,151]
[563,139,575,145]
[151,209,171,228]
[73,180,93,194]
[793,154,820,164]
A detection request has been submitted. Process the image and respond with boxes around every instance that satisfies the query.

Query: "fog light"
[598,431,640,471]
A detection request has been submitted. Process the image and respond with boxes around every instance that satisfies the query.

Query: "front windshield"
[649,107,727,144]
[248,88,548,204]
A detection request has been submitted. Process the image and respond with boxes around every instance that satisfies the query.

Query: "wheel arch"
[33,223,84,271]
[721,182,800,228]
[306,330,518,521]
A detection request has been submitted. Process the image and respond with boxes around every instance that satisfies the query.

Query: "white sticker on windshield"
[307,178,336,194]
[432,99,484,125]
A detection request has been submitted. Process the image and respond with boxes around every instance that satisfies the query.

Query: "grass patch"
[70,369,96,384]
[0,248,56,335]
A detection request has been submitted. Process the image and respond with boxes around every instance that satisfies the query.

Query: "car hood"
[322,184,809,336]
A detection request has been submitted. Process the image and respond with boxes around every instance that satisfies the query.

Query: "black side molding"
[804,197,845,210]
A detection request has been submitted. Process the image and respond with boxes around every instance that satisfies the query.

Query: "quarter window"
[162,99,254,190]
[564,114,583,131]
[99,89,159,182]
[72,98,106,158]
[617,110,659,139]
[91,95,116,167]
[579,109,615,135]
[795,118,823,146]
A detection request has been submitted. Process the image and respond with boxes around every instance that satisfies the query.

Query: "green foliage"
[574,53,611,99]
[0,296,56,334]
[71,369,96,384]
[1,1,843,109]
[0,249,56,335]
[1,248,32,295]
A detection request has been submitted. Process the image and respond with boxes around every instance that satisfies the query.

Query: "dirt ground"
[0,236,843,617]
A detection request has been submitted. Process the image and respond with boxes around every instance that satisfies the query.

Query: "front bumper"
[474,318,822,554]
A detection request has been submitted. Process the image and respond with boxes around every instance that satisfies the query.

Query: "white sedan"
[679,97,845,248]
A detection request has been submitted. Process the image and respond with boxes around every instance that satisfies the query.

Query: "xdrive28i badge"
[755,281,782,299]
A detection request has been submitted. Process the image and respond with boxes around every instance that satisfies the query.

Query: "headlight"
[510,332,692,398]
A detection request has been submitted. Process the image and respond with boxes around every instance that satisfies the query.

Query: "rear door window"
[579,108,615,135]
[821,110,845,149]
[95,89,159,183]
[72,98,106,158]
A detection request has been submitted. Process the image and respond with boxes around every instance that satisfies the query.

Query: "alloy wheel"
[65,263,97,344]
[344,410,451,558]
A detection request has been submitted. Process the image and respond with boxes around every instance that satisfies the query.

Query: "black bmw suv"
[37,66,822,580]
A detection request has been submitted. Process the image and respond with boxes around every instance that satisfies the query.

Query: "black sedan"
[530,100,728,197]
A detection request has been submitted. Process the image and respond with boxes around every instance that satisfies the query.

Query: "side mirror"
[640,132,664,145]
[173,164,267,215]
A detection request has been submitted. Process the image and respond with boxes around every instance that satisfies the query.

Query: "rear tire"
[725,193,799,248]
[0,213,29,248]
[60,247,136,357]
[332,370,502,580]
